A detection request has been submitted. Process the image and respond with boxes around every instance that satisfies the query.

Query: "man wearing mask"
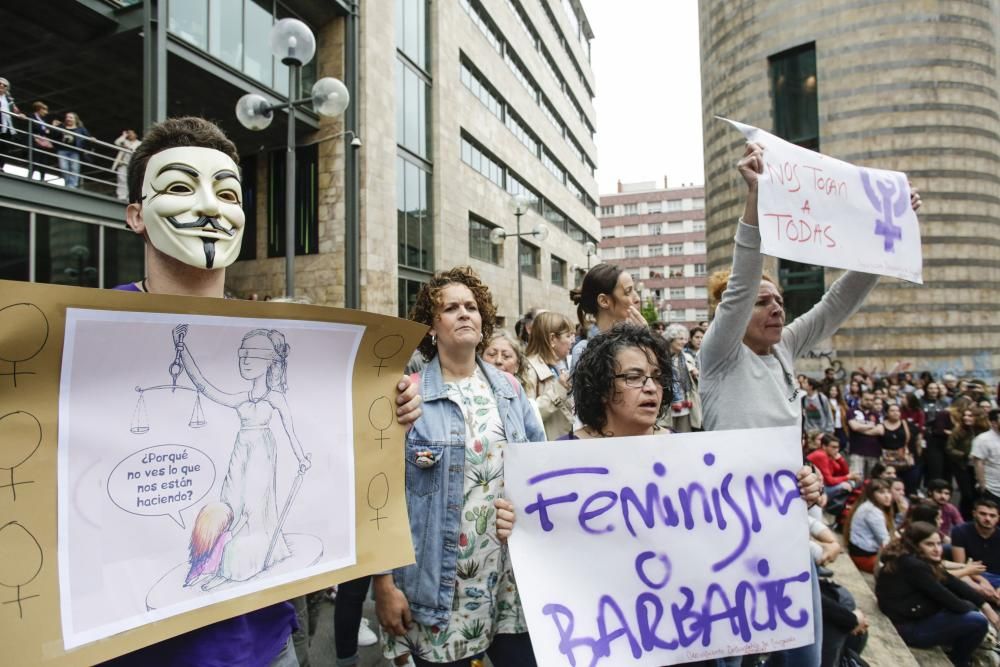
[105,116,421,667]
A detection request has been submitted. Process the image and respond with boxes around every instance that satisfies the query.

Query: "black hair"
[907,500,941,526]
[990,408,1000,423]
[974,497,1000,512]
[572,323,672,435]
[926,478,952,493]
[569,263,624,329]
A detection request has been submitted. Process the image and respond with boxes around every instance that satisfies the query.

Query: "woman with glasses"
[560,323,671,440]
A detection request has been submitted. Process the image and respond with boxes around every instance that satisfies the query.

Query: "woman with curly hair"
[375,267,543,667]
[522,311,576,439]
[565,323,672,439]
[876,522,997,666]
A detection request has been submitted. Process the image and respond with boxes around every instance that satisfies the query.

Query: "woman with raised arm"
[698,142,921,665]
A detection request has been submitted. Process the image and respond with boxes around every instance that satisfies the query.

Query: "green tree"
[641,300,658,324]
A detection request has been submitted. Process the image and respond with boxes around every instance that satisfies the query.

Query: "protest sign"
[0,279,425,665]
[505,425,812,666]
[722,117,923,284]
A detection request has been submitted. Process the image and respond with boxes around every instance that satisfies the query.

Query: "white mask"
[139,146,245,269]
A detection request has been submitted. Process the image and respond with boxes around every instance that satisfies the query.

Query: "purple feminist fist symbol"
[860,169,909,252]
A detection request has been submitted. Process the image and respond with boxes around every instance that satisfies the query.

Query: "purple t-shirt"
[105,281,296,667]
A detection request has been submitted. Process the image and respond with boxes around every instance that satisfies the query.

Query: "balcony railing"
[0,112,134,200]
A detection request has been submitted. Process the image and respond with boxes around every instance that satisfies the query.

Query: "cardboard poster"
[722,117,923,284]
[504,426,813,666]
[0,279,425,665]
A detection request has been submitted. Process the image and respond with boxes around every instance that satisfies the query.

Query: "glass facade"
[0,208,30,281]
[103,226,146,288]
[770,43,823,317]
[168,0,317,97]
[397,0,433,303]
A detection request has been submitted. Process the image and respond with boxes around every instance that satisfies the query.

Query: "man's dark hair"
[127,117,240,204]
[926,478,952,494]
[990,408,1000,423]
[572,323,672,435]
[974,497,999,512]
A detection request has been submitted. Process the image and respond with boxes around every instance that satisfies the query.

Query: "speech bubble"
[108,445,216,528]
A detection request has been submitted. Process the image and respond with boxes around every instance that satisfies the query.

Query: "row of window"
[460,57,596,212]
[167,0,316,97]
[503,0,593,126]
[599,198,706,217]
[559,0,590,58]
[614,259,709,278]
[616,241,707,258]
[459,0,597,162]
[601,220,706,239]
[537,0,593,97]
[460,132,598,249]
[470,216,570,287]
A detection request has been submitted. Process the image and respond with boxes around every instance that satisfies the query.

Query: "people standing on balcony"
[57,111,90,188]
[0,77,25,171]
[29,101,57,181]
[112,129,141,200]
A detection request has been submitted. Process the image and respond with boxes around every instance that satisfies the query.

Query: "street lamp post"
[584,240,596,269]
[235,18,351,298]
[490,194,549,316]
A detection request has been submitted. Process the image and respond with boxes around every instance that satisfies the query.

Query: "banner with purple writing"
[721,117,923,284]
[505,426,813,666]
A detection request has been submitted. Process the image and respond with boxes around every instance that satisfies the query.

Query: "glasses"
[613,372,663,388]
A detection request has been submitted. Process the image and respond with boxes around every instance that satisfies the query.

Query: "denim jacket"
[393,355,545,627]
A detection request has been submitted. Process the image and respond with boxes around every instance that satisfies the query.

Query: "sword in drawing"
[264,455,311,568]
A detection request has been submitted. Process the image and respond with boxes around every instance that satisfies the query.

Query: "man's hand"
[797,466,822,505]
[495,498,515,543]
[396,375,422,427]
[374,575,412,636]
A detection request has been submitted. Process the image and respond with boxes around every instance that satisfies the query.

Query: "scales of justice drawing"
[133,324,324,609]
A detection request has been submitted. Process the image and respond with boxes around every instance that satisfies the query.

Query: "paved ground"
[301,595,390,667]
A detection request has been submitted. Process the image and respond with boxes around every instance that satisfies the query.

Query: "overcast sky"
[580,0,705,194]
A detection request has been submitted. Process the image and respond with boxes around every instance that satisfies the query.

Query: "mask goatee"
[203,239,217,269]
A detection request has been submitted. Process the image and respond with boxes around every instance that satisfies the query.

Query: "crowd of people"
[47,112,995,667]
[0,75,139,197]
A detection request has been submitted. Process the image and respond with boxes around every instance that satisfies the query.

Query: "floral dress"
[385,368,527,662]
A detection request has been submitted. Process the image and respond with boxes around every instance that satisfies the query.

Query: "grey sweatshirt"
[699,222,878,432]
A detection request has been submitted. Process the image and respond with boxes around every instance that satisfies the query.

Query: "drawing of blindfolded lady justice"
[140,324,320,603]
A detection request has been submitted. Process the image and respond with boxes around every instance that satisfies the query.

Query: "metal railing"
[0,112,134,200]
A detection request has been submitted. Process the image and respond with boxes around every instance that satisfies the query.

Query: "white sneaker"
[357,617,378,647]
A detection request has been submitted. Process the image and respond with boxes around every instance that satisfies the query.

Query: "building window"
[267,143,319,257]
[769,43,819,150]
[647,244,662,257]
[693,220,705,232]
[397,0,429,68]
[779,259,824,322]
[693,197,705,208]
[469,216,501,265]
[695,309,708,321]
[666,199,683,212]
[551,255,566,287]
[600,205,614,216]
[398,276,428,318]
[237,155,258,262]
[601,228,615,239]
[670,287,685,299]
[648,223,661,235]
[693,263,707,277]
[647,201,662,214]
[0,207,30,281]
[519,241,540,278]
[669,310,685,322]
[668,243,683,256]
[623,203,638,216]
[668,221,684,233]
[397,60,430,159]
[397,157,433,271]
[625,246,640,258]
[694,286,708,298]
[693,241,706,253]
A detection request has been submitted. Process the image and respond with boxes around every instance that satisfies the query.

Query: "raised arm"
[172,325,244,408]
[699,143,765,378]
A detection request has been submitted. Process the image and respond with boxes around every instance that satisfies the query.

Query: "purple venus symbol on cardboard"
[860,169,909,252]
